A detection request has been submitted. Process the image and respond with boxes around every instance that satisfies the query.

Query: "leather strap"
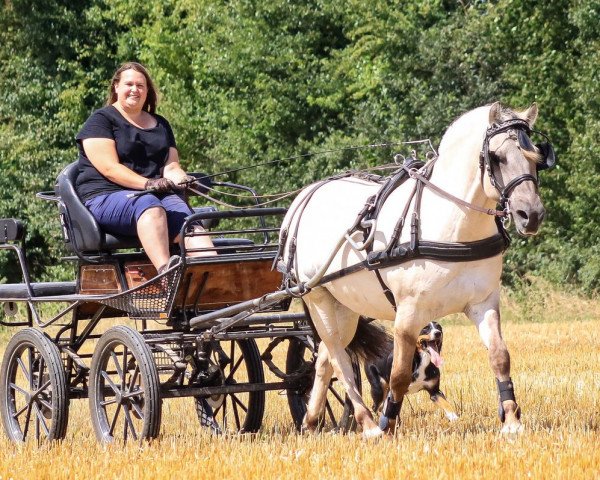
[316,233,508,287]
[408,168,508,217]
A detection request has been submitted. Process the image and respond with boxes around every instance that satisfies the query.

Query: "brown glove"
[144,177,176,193]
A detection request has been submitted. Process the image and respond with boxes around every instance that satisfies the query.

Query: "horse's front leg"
[466,290,522,434]
[383,304,423,434]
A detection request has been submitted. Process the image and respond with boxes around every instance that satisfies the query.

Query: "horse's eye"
[489,151,502,163]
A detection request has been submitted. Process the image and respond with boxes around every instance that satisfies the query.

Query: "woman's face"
[114,69,148,112]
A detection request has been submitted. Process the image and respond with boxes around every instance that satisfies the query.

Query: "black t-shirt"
[75,105,177,202]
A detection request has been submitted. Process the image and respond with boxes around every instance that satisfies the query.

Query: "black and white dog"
[364,321,458,421]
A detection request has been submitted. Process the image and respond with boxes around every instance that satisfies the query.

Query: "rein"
[407,167,508,218]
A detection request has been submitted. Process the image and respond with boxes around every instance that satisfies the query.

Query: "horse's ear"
[524,102,538,126]
[488,102,502,124]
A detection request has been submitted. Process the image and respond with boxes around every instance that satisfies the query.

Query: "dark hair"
[105,62,159,113]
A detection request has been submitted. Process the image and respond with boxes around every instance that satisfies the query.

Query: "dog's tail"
[347,316,393,363]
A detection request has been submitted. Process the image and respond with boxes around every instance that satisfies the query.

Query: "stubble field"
[0,283,599,480]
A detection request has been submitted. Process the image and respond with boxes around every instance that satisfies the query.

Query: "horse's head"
[481,102,554,236]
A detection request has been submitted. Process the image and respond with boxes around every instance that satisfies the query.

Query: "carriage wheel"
[286,337,360,433]
[89,326,161,443]
[194,339,265,434]
[0,328,69,442]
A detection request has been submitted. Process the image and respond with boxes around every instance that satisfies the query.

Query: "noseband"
[479,118,539,214]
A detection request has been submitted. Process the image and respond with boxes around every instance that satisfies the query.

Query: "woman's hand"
[145,177,176,192]
[176,174,198,189]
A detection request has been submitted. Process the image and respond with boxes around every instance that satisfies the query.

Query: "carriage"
[0,161,359,443]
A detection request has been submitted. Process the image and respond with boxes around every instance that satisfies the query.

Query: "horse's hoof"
[446,412,459,422]
[500,421,523,435]
[300,414,318,435]
[362,426,384,439]
[377,417,397,435]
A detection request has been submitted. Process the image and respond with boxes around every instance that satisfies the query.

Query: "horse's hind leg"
[302,288,381,437]
[302,341,333,432]
[466,290,522,434]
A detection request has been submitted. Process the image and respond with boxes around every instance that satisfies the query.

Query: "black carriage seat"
[56,162,140,252]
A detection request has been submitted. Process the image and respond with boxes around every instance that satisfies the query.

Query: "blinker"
[535,142,556,171]
[517,130,536,152]
[517,129,556,171]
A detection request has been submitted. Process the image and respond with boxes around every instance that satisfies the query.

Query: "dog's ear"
[367,364,384,409]
[366,364,382,387]
[368,364,381,380]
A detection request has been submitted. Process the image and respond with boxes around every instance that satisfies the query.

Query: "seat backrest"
[55,162,140,252]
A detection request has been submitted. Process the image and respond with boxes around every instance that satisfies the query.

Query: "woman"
[75,61,214,274]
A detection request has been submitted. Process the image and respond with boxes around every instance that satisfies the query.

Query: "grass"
[0,286,599,479]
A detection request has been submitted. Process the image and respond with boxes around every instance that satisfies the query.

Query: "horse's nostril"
[515,210,528,221]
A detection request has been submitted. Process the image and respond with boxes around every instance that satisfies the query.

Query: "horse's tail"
[347,316,393,363]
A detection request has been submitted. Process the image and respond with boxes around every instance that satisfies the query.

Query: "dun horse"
[280,102,554,438]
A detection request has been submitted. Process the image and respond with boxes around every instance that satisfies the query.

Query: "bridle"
[479,118,540,216]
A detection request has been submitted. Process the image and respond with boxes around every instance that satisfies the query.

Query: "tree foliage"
[0,0,598,293]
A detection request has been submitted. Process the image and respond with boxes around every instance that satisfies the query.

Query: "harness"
[277,118,543,309]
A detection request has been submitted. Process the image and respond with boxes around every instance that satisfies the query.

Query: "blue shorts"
[85,191,194,241]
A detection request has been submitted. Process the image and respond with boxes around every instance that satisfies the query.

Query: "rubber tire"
[194,338,265,434]
[286,336,360,433]
[89,326,161,443]
[0,328,69,442]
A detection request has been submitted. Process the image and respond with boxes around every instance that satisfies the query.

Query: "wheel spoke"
[26,347,34,390]
[127,364,140,392]
[16,357,32,385]
[122,388,144,399]
[100,397,117,407]
[231,395,242,429]
[22,403,33,439]
[33,404,50,436]
[230,393,249,414]
[327,384,345,405]
[121,346,129,390]
[101,371,122,395]
[229,341,236,366]
[108,403,122,436]
[38,397,53,413]
[35,356,45,390]
[324,400,338,429]
[12,403,28,419]
[110,351,124,383]
[131,402,144,420]
[9,382,29,398]
[33,379,51,397]
[123,405,138,441]
[227,355,244,381]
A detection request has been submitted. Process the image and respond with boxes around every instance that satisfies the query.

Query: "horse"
[279,102,554,438]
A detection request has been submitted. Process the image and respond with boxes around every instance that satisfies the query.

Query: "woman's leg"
[180,224,216,257]
[161,194,216,256]
[136,206,171,269]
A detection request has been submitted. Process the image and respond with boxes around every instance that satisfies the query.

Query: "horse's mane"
[438,105,490,160]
